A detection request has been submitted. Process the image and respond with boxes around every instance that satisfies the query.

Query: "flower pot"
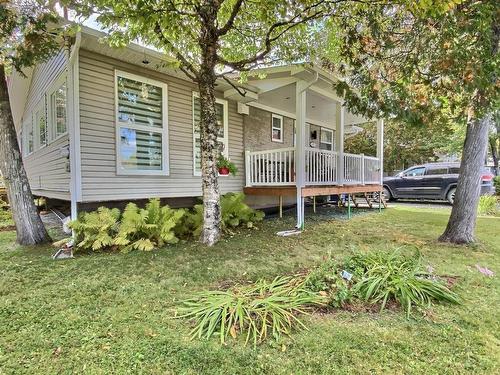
[219,167,230,175]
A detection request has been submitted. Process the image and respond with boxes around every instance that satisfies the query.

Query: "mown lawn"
[0,206,499,374]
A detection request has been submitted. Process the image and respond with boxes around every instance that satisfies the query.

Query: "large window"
[34,99,47,150]
[23,119,34,156]
[271,114,283,143]
[192,92,228,176]
[320,128,334,151]
[115,71,169,175]
[48,75,68,139]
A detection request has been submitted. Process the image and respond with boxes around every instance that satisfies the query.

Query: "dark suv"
[383,162,495,204]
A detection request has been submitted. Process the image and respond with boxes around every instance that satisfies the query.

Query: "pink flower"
[475,264,494,277]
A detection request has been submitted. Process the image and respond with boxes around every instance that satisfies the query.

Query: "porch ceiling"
[252,82,371,129]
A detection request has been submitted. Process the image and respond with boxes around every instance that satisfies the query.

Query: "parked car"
[383,162,495,204]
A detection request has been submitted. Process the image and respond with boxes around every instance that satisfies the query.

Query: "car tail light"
[481,173,493,182]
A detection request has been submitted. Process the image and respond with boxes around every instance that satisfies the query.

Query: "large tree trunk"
[439,112,490,244]
[0,64,51,245]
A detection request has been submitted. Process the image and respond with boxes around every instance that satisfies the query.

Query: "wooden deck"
[244,184,383,198]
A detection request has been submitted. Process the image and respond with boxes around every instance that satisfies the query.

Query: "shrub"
[352,250,460,318]
[0,198,12,227]
[114,199,185,252]
[175,193,264,239]
[494,176,500,195]
[477,195,498,216]
[178,275,325,345]
[69,207,121,251]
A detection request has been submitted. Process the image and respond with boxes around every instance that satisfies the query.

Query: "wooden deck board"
[244,184,383,197]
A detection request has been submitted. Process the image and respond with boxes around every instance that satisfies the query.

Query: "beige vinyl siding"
[21,49,70,200]
[78,49,245,202]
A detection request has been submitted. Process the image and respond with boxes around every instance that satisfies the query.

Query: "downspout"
[295,71,319,229]
[66,32,82,222]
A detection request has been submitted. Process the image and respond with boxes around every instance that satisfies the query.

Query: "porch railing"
[245,147,295,186]
[245,147,381,187]
[306,148,337,185]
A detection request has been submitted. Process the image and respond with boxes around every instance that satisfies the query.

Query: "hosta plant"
[178,275,325,345]
[114,199,185,252]
[69,207,121,251]
[353,250,460,317]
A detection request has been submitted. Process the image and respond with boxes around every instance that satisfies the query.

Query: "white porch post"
[335,103,345,185]
[295,82,307,229]
[376,119,384,184]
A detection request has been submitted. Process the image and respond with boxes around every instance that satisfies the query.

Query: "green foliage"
[114,199,185,253]
[175,193,264,239]
[477,195,498,216]
[217,154,238,176]
[178,275,325,345]
[494,176,500,195]
[352,251,460,318]
[0,198,12,227]
[69,207,121,251]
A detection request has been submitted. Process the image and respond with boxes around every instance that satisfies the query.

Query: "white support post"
[295,81,307,229]
[245,150,251,186]
[361,153,365,185]
[376,119,384,184]
[335,103,345,185]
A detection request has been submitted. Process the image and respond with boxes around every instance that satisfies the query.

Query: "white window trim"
[320,127,334,150]
[271,114,284,143]
[33,97,48,151]
[22,118,34,157]
[114,70,169,176]
[192,92,229,177]
[47,72,68,143]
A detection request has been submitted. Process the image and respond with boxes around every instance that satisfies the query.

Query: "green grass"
[0,206,499,374]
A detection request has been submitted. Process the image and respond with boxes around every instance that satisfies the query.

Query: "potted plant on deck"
[217,154,238,176]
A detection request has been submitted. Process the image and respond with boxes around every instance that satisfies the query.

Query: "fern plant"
[69,207,121,251]
[113,199,185,252]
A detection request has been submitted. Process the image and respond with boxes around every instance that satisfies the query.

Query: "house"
[8,26,384,229]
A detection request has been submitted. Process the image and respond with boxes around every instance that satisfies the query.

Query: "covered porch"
[239,66,384,228]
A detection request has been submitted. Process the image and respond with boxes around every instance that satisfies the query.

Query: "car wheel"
[447,187,456,205]
[382,187,392,201]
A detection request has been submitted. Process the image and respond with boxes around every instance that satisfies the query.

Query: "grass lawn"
[0,205,499,374]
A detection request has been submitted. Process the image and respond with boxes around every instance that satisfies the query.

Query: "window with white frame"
[23,119,34,155]
[320,128,334,151]
[192,93,228,176]
[48,74,68,139]
[271,114,283,143]
[115,70,169,175]
[34,99,47,150]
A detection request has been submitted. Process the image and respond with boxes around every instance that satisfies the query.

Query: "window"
[192,92,228,176]
[403,167,425,177]
[115,71,169,175]
[271,114,283,143]
[449,167,460,174]
[23,119,34,155]
[34,99,47,150]
[320,128,334,151]
[48,75,68,139]
[426,167,448,175]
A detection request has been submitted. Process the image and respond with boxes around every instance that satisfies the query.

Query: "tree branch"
[217,0,244,36]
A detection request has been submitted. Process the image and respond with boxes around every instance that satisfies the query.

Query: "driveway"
[389,200,452,210]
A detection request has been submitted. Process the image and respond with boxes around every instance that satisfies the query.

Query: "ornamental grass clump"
[477,195,498,216]
[352,250,460,318]
[178,275,325,345]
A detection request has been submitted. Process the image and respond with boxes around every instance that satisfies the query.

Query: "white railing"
[245,148,380,187]
[363,155,381,184]
[245,147,295,186]
[306,148,337,185]
[344,153,363,184]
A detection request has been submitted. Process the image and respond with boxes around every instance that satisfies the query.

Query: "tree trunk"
[0,64,51,245]
[439,112,490,244]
